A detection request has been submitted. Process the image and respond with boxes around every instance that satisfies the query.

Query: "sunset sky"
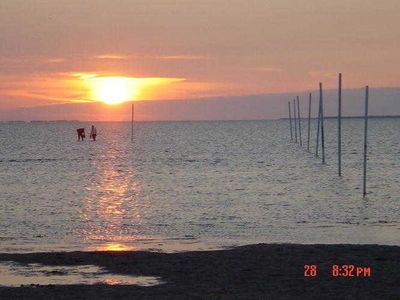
[1,0,400,120]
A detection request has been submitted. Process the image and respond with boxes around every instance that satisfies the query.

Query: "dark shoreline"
[1,243,399,299]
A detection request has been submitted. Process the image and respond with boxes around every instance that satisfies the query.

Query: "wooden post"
[363,86,369,197]
[320,82,326,164]
[338,73,342,176]
[316,91,321,157]
[288,101,293,140]
[131,103,134,142]
[293,99,297,143]
[307,93,311,152]
[297,96,302,147]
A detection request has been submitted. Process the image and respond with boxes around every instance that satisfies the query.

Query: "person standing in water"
[77,128,85,141]
[90,125,97,141]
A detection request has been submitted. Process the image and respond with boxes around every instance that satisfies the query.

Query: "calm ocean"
[0,119,399,252]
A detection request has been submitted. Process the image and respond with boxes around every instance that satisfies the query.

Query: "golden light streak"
[94,54,128,60]
[75,73,185,104]
[93,243,135,252]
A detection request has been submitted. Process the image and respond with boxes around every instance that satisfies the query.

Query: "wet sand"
[0,244,399,299]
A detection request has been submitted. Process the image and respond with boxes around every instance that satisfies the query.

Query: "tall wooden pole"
[316,91,321,157]
[288,101,293,141]
[297,96,302,147]
[131,103,134,142]
[293,99,297,143]
[338,73,342,176]
[307,93,311,152]
[320,82,326,164]
[363,86,369,197]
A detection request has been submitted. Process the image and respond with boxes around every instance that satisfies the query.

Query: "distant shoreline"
[280,115,400,120]
[1,115,400,123]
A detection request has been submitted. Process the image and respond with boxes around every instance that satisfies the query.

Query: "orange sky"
[1,0,400,119]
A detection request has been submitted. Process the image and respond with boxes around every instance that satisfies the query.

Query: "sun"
[90,76,138,105]
[76,73,186,104]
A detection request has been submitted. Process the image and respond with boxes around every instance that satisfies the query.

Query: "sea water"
[0,119,399,252]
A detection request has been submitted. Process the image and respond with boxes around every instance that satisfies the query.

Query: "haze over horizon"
[1,87,399,122]
[1,0,400,120]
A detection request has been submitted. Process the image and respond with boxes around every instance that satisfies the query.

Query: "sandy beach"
[0,243,399,299]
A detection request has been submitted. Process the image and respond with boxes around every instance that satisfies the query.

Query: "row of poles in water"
[287,73,369,197]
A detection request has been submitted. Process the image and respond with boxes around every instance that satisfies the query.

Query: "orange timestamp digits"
[304,265,317,277]
[304,264,372,277]
[331,265,371,277]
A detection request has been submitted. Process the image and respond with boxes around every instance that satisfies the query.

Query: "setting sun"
[76,74,186,105]
[90,76,138,105]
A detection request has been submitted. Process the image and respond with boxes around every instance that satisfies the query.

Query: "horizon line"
[3,114,400,123]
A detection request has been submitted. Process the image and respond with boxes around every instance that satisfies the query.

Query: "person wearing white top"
[90,125,97,141]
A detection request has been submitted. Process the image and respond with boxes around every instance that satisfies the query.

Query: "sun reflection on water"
[89,243,136,252]
[80,144,148,249]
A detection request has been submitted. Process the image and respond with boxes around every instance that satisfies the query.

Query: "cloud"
[71,72,100,79]
[307,71,337,79]
[0,56,66,64]
[93,54,208,61]
[250,67,284,73]
[94,54,129,60]
[156,55,208,61]
[3,91,82,104]
[43,58,66,64]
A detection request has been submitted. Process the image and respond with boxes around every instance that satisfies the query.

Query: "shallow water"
[0,119,399,252]
[0,262,162,286]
